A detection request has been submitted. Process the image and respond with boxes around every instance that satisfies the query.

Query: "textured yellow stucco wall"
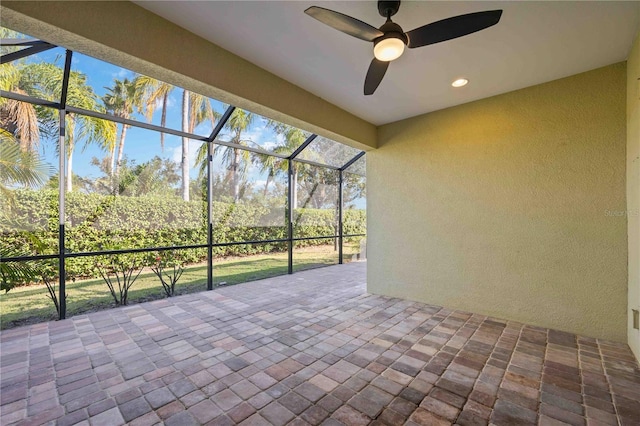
[370,63,628,341]
[0,1,376,150]
[628,31,640,358]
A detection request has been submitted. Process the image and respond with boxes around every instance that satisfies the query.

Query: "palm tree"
[181,90,218,201]
[212,109,254,202]
[2,61,116,192]
[0,129,48,200]
[0,129,50,291]
[0,61,47,152]
[122,75,219,201]
[63,74,116,193]
[254,152,281,197]
[135,75,173,149]
[103,77,143,191]
[264,122,310,208]
[119,71,231,202]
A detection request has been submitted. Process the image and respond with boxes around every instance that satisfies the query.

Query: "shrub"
[1,189,366,285]
[95,251,145,306]
[150,250,184,297]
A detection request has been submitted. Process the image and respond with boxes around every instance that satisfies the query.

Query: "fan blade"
[405,10,502,48]
[305,6,384,42]
[364,58,389,95]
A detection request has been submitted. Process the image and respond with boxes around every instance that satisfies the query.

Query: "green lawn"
[0,244,364,329]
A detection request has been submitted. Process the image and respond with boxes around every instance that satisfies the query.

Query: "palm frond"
[5,92,40,150]
[0,129,50,189]
[0,257,40,292]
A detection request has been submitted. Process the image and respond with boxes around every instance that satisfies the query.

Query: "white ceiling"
[136,1,640,126]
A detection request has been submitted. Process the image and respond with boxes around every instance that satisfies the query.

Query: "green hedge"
[1,189,365,280]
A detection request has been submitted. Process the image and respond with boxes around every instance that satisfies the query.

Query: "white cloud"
[261,141,277,150]
[170,139,202,168]
[153,95,176,111]
[111,68,133,79]
[234,124,286,152]
[240,126,265,145]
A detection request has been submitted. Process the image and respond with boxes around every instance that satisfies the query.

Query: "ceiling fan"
[304,1,503,95]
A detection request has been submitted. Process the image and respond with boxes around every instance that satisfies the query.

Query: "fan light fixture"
[374,37,405,61]
[452,78,469,87]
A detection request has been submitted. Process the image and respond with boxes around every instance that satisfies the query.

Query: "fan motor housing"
[378,0,401,18]
[377,20,408,45]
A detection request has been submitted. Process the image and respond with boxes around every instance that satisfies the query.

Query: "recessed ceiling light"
[451,78,469,88]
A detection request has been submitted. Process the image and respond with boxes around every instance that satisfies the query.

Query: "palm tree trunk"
[109,145,116,194]
[160,91,168,149]
[263,172,273,197]
[110,146,116,177]
[114,123,128,193]
[181,90,190,202]
[316,185,326,209]
[232,148,240,201]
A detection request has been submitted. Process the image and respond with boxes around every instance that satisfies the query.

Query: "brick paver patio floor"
[1,261,639,425]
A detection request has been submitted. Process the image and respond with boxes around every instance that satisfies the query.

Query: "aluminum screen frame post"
[57,49,73,320]
[287,159,294,274]
[286,134,318,274]
[58,109,66,320]
[338,170,344,265]
[338,151,366,266]
[205,105,235,289]
[207,140,214,290]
